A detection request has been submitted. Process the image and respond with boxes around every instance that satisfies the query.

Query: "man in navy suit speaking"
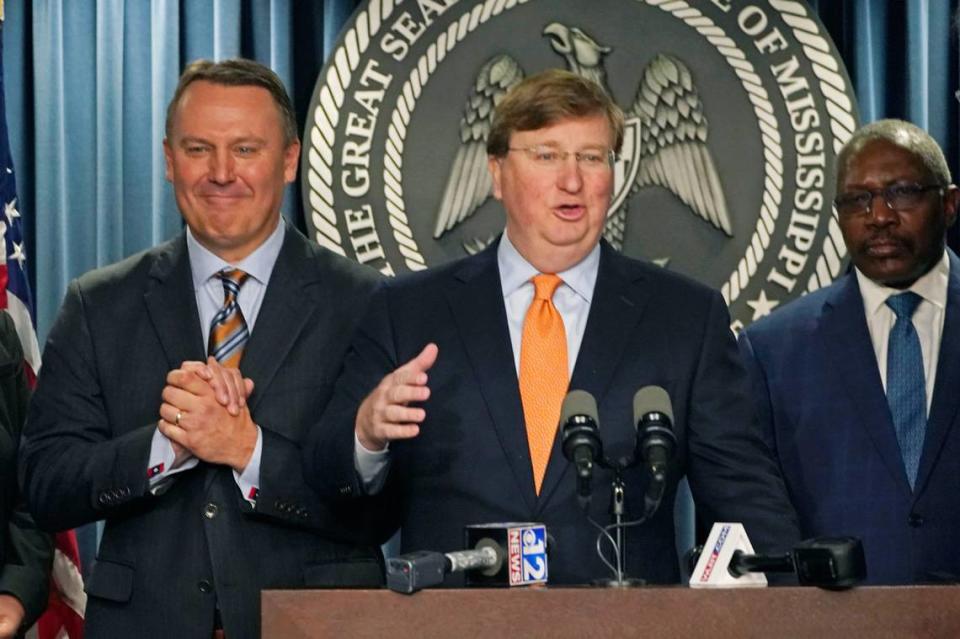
[738,119,960,584]
[307,69,800,584]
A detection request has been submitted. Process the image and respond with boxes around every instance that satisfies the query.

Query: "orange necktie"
[519,273,569,494]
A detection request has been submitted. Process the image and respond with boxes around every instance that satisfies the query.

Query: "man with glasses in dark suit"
[739,119,960,584]
[307,69,800,585]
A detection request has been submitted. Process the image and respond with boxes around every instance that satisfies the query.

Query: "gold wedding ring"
[175,411,182,426]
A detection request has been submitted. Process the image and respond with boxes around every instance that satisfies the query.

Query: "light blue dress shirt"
[355,232,601,491]
[147,219,286,504]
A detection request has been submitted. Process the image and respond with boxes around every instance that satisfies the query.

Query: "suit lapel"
[820,273,912,495]
[241,229,319,411]
[143,235,206,369]
[444,245,538,512]
[537,244,652,509]
[915,250,960,494]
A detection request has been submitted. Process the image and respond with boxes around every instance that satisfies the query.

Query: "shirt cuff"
[354,431,390,495]
[148,427,199,494]
[233,425,263,505]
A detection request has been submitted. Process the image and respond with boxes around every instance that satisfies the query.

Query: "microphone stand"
[593,464,645,588]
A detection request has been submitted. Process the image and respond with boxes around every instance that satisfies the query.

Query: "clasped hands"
[158,357,257,471]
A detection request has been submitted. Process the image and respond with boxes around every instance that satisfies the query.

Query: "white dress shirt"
[856,250,949,414]
[355,232,602,491]
[147,219,286,503]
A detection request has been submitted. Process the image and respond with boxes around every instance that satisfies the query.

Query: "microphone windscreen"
[633,386,674,424]
[560,389,599,427]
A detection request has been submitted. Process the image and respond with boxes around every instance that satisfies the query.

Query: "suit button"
[198,580,213,593]
[97,493,109,506]
[203,503,219,520]
[908,513,925,527]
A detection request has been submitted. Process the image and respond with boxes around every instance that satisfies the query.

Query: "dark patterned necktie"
[208,268,250,368]
[885,291,926,490]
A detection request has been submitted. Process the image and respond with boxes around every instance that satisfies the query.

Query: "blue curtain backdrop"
[3,0,960,572]
[3,0,960,339]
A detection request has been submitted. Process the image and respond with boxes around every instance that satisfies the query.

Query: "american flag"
[1,17,85,639]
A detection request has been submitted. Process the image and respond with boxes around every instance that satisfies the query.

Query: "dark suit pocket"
[303,558,383,588]
[86,558,134,602]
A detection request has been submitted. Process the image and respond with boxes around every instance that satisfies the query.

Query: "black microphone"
[386,523,549,593]
[560,390,602,508]
[633,386,677,517]
[386,544,501,594]
[689,536,867,589]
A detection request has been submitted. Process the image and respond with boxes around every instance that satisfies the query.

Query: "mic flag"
[385,523,549,593]
[465,523,548,587]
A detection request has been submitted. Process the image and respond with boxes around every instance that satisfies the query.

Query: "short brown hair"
[165,58,298,145]
[486,69,624,157]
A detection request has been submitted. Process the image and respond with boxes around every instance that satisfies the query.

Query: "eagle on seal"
[432,22,732,255]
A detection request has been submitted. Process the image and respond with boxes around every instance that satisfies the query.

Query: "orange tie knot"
[532,273,563,301]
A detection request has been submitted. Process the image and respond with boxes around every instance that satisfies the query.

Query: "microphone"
[386,523,549,593]
[386,545,499,594]
[633,386,677,517]
[560,390,602,508]
[690,536,866,589]
[791,536,867,589]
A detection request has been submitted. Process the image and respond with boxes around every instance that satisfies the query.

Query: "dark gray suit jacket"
[308,240,800,584]
[22,228,385,638]
[0,311,51,631]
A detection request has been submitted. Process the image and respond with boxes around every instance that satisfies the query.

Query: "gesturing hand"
[355,343,439,451]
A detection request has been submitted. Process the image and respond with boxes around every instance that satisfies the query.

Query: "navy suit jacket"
[22,228,386,638]
[739,250,960,584]
[307,240,800,584]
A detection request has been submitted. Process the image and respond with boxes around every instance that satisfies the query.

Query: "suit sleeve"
[302,285,403,508]
[737,328,780,460]
[684,291,801,555]
[0,313,53,628]
[21,280,155,531]
[247,279,398,545]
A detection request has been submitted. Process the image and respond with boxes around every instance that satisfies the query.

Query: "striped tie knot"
[208,268,251,368]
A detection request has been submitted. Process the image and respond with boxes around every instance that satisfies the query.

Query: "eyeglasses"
[833,183,943,216]
[507,146,616,171]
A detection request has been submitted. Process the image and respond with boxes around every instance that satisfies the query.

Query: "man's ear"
[488,156,503,201]
[163,139,174,182]
[283,140,301,184]
[943,184,960,227]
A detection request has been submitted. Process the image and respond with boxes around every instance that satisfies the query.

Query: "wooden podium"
[263,585,960,638]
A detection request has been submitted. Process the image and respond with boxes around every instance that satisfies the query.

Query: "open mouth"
[554,204,585,220]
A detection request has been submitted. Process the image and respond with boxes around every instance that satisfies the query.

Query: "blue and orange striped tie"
[208,268,250,368]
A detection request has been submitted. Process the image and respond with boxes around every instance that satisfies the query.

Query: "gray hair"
[166,58,298,146]
[836,119,951,187]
